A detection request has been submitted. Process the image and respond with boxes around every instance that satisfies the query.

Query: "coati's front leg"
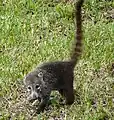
[36,95,50,114]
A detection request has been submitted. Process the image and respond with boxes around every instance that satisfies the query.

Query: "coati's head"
[24,69,46,102]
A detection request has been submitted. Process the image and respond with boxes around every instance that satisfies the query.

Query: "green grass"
[0,0,114,119]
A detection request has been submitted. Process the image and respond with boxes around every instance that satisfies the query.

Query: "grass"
[0,0,114,119]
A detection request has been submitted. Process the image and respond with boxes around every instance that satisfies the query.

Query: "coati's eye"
[36,84,40,90]
[27,86,31,91]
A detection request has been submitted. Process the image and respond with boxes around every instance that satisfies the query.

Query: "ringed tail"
[70,0,84,67]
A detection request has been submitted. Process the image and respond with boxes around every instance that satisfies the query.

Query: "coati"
[24,0,84,113]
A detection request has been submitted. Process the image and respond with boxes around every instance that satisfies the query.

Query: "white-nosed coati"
[24,0,84,113]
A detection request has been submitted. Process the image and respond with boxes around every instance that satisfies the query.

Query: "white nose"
[32,92,38,99]
[28,91,38,102]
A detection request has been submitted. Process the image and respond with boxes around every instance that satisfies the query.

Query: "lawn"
[0,0,114,119]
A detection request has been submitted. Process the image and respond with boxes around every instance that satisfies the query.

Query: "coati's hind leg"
[64,74,75,105]
[65,85,74,105]
[58,86,74,105]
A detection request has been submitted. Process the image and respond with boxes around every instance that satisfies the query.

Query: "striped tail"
[70,0,84,67]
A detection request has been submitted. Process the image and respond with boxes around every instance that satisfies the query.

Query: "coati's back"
[38,61,74,86]
[39,61,74,75]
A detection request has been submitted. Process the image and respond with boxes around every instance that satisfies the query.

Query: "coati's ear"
[38,71,45,85]
[38,72,43,78]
